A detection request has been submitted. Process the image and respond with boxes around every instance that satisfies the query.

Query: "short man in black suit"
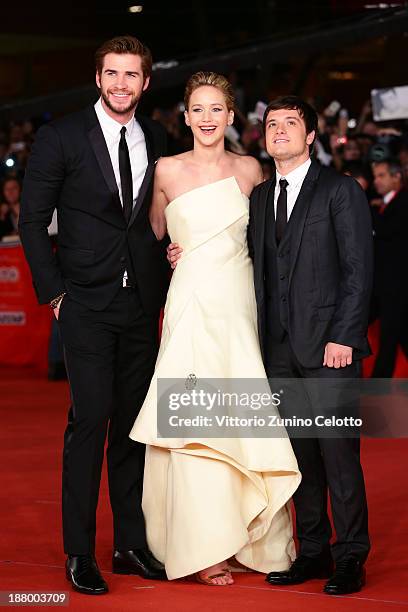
[19,36,169,594]
[248,97,373,595]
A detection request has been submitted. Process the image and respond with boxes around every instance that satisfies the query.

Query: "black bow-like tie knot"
[119,126,133,224]
[276,178,288,245]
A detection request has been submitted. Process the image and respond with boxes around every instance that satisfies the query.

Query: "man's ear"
[142,76,150,92]
[306,130,316,146]
[96,70,101,89]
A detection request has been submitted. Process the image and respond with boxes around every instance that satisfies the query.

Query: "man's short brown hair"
[263,95,318,153]
[95,35,153,79]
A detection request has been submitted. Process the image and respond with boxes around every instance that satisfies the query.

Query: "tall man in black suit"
[370,160,408,377]
[248,97,373,595]
[19,36,169,595]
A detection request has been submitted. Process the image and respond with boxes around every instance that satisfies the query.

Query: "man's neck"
[100,98,135,126]
[275,153,311,176]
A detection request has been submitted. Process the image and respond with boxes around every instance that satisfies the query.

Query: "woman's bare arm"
[149,160,170,241]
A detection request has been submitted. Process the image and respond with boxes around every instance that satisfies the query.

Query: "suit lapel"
[288,160,321,287]
[128,115,157,227]
[128,161,155,226]
[382,190,401,217]
[139,115,154,163]
[86,108,124,221]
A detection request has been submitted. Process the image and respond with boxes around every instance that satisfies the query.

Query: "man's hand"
[167,243,183,269]
[323,342,353,368]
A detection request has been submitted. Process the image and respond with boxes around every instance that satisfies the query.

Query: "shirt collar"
[383,190,397,205]
[95,98,135,139]
[276,158,311,188]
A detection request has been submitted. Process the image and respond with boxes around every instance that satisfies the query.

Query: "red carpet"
[1,368,407,611]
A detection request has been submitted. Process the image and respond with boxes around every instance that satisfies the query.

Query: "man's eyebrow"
[103,69,140,75]
[267,115,300,122]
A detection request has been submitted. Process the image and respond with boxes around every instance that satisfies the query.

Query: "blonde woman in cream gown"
[129,72,301,586]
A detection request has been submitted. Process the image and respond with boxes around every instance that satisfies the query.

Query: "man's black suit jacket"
[248,159,374,368]
[372,189,408,297]
[19,105,169,314]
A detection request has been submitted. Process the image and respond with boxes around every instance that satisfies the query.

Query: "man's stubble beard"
[101,90,139,116]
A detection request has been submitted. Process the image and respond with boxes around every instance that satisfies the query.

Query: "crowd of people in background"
[1,87,407,377]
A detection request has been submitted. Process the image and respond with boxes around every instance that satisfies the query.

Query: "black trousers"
[265,335,370,564]
[58,287,159,555]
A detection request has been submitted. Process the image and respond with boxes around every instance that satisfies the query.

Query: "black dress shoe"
[324,558,365,595]
[65,555,108,595]
[266,555,334,585]
[112,549,167,580]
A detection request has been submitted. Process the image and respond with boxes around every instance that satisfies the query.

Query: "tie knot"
[120,126,127,138]
[279,178,288,190]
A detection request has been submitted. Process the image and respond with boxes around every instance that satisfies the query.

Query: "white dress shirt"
[94,98,148,285]
[94,98,148,208]
[383,190,397,207]
[274,158,311,220]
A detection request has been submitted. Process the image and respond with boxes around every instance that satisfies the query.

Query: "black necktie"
[119,126,133,224]
[275,178,288,245]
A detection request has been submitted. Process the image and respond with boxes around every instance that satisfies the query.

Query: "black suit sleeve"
[372,194,408,240]
[19,124,66,304]
[248,185,260,262]
[327,177,374,351]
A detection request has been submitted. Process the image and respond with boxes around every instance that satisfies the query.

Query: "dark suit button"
[278,253,284,258]
[280,275,285,281]
[120,256,126,263]
[281,296,286,302]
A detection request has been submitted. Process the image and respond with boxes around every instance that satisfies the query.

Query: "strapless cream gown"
[130,176,301,579]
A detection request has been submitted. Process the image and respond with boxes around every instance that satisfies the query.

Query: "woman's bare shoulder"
[236,154,262,174]
[228,153,264,187]
[156,152,193,177]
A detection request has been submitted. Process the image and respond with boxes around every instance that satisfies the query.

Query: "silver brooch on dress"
[185,373,197,390]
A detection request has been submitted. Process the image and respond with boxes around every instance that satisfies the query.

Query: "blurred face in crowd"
[3,179,20,206]
[264,108,315,166]
[184,85,234,148]
[96,53,150,121]
[343,139,361,161]
[9,125,24,143]
[372,162,402,196]
[361,121,378,137]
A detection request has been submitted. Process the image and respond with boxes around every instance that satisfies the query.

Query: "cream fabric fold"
[130,176,301,579]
